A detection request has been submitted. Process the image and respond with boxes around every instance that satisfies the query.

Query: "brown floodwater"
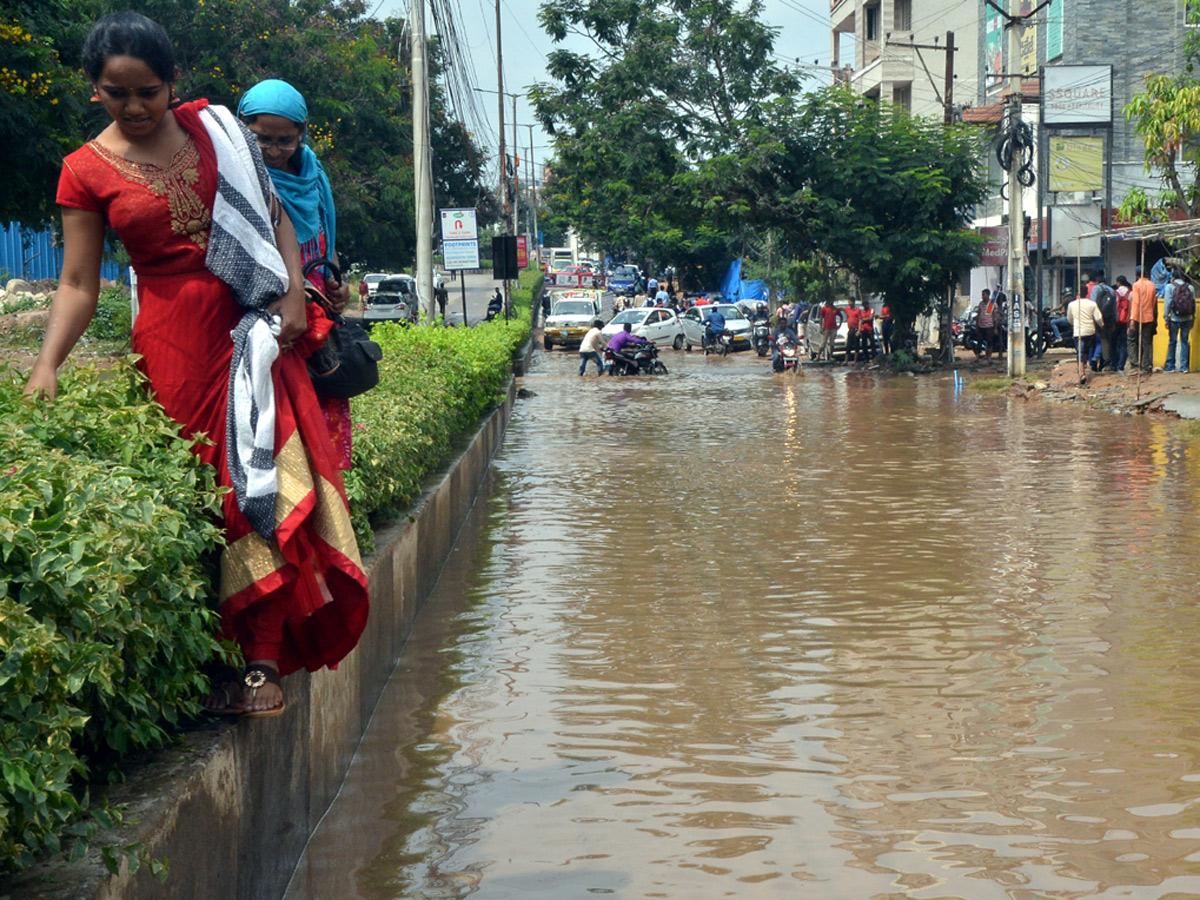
[286,348,1200,900]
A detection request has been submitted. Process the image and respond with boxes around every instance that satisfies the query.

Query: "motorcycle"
[606,341,668,376]
[751,318,772,357]
[704,329,733,357]
[484,295,503,322]
[773,336,800,373]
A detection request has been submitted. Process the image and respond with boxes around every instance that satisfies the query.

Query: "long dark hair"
[81,11,175,83]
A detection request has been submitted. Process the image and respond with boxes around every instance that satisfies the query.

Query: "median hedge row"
[0,364,226,873]
[0,269,538,873]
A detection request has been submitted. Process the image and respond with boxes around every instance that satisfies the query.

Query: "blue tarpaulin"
[719,260,766,303]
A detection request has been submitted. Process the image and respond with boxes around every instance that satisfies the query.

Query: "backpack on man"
[1171,281,1195,319]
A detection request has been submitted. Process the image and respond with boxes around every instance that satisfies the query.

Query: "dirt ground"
[944,345,1200,420]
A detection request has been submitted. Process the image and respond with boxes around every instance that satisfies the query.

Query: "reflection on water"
[287,351,1200,900]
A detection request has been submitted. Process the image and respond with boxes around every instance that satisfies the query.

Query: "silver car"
[363,275,420,324]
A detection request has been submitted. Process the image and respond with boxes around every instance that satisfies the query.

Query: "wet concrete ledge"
[3,365,527,900]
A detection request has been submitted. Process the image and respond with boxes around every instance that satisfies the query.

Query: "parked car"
[601,307,685,349]
[362,272,391,297]
[608,265,644,297]
[363,274,420,324]
[680,303,752,351]
[801,300,851,360]
[545,298,603,350]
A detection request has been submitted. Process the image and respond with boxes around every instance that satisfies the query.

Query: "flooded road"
[287,346,1200,900]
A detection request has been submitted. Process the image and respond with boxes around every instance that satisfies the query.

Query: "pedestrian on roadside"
[28,12,369,717]
[358,278,368,306]
[858,298,877,361]
[844,296,863,362]
[1130,265,1158,372]
[975,288,998,361]
[541,291,550,324]
[1163,270,1194,373]
[817,297,844,362]
[1113,275,1132,372]
[578,318,606,376]
[1089,275,1117,372]
[879,301,893,355]
[238,78,356,470]
[1067,285,1104,384]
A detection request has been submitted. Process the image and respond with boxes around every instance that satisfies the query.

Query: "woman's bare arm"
[25,207,106,399]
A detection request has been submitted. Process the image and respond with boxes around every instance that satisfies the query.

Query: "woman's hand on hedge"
[24,361,59,401]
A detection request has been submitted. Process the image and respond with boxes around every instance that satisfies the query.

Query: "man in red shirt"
[858,299,877,361]
[817,298,845,361]
[844,297,863,362]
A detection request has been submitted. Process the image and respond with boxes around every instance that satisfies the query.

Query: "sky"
[376,0,836,180]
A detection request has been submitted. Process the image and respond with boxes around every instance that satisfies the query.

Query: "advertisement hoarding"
[440,207,480,271]
[1043,66,1113,125]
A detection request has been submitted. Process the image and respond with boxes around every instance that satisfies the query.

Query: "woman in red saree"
[26,12,368,717]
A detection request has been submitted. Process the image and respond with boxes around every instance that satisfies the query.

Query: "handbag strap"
[300,257,345,324]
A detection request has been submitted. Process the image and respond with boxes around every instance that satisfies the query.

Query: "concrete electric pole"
[410,0,434,319]
[1004,0,1027,377]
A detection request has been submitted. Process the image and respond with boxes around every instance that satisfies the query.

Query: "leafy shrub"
[0,362,225,872]
[0,293,50,315]
[85,285,133,342]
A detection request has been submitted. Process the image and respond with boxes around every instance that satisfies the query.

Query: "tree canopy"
[532,0,986,332]
[0,0,488,271]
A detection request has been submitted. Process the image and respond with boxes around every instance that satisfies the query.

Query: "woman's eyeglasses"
[252,134,300,151]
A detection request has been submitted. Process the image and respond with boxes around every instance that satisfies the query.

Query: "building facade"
[830,0,981,119]
[832,0,1193,305]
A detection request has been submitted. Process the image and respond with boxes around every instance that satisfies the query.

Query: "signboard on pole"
[516,235,528,269]
[1049,136,1104,192]
[1019,0,1037,75]
[439,207,480,270]
[1043,66,1113,125]
[979,226,1009,267]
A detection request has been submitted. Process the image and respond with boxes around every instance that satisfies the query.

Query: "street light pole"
[1005,0,1026,377]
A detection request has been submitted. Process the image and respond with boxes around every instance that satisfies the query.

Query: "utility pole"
[1005,0,1026,376]
[511,93,519,236]
[495,0,507,236]
[943,31,954,126]
[527,123,538,254]
[411,0,433,318]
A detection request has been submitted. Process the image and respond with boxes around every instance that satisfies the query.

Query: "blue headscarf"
[237,79,336,259]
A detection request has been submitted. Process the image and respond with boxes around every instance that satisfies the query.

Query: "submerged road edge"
[4,339,533,900]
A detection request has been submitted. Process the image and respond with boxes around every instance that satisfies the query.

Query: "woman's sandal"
[202,663,244,716]
[242,664,287,719]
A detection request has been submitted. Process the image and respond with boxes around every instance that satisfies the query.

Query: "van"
[547,248,574,273]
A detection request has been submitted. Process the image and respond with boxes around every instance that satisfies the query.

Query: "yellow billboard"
[1049,136,1104,192]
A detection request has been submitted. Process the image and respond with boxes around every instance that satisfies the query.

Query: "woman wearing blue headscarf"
[239,79,353,469]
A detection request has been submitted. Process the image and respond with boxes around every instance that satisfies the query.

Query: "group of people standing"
[25,12,368,717]
[805,296,894,362]
[1060,266,1192,380]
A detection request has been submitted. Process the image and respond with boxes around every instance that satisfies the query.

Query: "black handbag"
[302,258,383,399]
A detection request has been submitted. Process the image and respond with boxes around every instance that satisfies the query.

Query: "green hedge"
[0,268,540,873]
[0,364,225,872]
[346,269,537,549]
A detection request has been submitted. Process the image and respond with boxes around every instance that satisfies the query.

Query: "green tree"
[531,0,798,274]
[1122,74,1200,227]
[0,0,98,226]
[758,89,987,338]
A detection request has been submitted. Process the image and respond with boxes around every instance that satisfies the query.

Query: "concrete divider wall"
[3,368,524,900]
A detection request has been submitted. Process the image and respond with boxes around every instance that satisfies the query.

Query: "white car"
[545,298,603,350]
[362,272,391,297]
[680,303,752,351]
[363,274,421,324]
[601,307,685,350]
